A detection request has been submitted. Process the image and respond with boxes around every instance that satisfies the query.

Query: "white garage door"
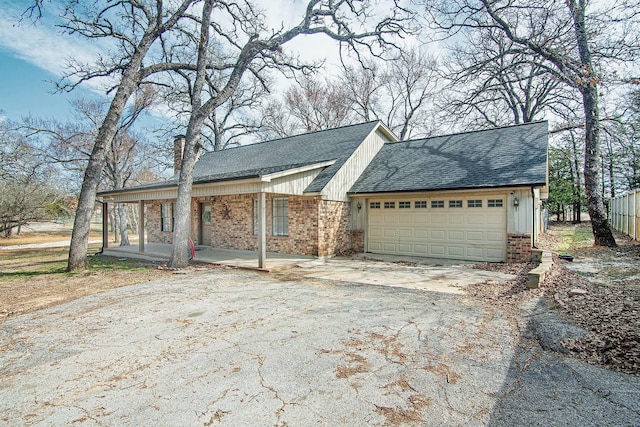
[367,197,506,262]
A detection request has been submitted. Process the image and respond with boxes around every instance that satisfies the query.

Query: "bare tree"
[22,92,158,247]
[167,0,411,267]
[340,60,385,122]
[203,78,267,151]
[441,29,577,129]
[49,0,196,270]
[284,75,354,132]
[0,122,65,236]
[383,48,440,139]
[423,0,640,246]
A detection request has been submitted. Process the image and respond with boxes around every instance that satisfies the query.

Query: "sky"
[0,0,372,126]
[0,0,102,122]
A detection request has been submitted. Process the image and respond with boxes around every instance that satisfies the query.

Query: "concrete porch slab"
[102,243,314,272]
[292,256,518,295]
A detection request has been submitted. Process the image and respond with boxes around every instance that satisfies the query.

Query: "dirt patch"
[468,222,640,376]
[0,250,174,320]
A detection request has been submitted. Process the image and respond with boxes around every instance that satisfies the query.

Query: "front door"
[199,203,212,246]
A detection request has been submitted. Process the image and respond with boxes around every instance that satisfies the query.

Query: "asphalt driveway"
[1,262,638,426]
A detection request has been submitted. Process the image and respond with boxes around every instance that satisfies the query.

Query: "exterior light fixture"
[357,202,362,210]
[513,196,519,208]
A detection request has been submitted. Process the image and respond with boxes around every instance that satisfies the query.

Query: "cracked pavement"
[1,265,639,426]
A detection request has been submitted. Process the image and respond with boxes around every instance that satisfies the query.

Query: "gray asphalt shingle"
[349,121,548,194]
[191,121,382,193]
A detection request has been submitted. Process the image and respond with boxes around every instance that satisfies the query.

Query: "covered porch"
[101,243,315,272]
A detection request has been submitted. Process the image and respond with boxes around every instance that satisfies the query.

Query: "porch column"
[258,191,266,269]
[102,202,109,250]
[138,200,145,253]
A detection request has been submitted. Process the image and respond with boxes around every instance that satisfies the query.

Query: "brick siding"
[147,199,175,244]
[351,229,365,253]
[317,200,351,256]
[146,193,353,257]
[507,233,532,262]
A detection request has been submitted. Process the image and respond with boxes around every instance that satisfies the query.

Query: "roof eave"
[347,182,548,196]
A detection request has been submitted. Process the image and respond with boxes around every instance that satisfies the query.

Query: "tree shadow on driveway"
[487,298,640,426]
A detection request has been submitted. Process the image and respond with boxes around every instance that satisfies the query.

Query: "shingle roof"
[98,121,383,196]
[349,121,548,194]
[193,121,382,192]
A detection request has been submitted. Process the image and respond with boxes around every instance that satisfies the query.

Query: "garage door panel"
[369,215,384,226]
[369,227,383,238]
[383,242,397,252]
[447,230,465,241]
[367,198,507,262]
[398,229,413,238]
[448,215,465,225]
[414,215,428,225]
[486,248,506,261]
[383,216,397,225]
[414,229,428,239]
[398,244,413,253]
[384,229,397,238]
[466,247,484,258]
[368,241,382,251]
[398,215,413,225]
[430,230,446,240]
[430,245,446,256]
[467,215,485,226]
[447,246,465,257]
[467,231,484,241]
[413,245,428,254]
[430,214,447,225]
[487,215,505,225]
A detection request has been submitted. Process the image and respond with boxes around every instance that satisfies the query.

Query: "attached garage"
[367,195,507,262]
[349,121,549,263]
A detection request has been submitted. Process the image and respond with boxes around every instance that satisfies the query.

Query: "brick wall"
[147,199,175,244]
[507,233,532,262]
[146,193,354,257]
[351,229,365,253]
[210,194,320,256]
[317,200,351,256]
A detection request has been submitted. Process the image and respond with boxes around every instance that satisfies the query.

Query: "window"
[449,200,463,208]
[370,202,381,209]
[468,199,483,208]
[399,201,411,209]
[384,201,395,209]
[488,199,504,208]
[272,198,289,236]
[415,201,427,208]
[161,202,173,232]
[431,200,444,208]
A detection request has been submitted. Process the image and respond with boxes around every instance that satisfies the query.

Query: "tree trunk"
[568,0,616,247]
[168,117,205,267]
[129,204,138,235]
[67,35,156,270]
[118,203,130,246]
[168,0,214,268]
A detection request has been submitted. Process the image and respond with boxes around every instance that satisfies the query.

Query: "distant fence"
[610,188,640,241]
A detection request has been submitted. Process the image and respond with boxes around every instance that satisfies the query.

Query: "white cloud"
[0,2,107,91]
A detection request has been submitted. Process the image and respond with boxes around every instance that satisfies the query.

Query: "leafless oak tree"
[51,0,196,270]
[423,0,640,246]
[166,0,411,267]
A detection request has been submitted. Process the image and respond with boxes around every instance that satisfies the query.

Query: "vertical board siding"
[610,189,639,240]
[322,129,392,201]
